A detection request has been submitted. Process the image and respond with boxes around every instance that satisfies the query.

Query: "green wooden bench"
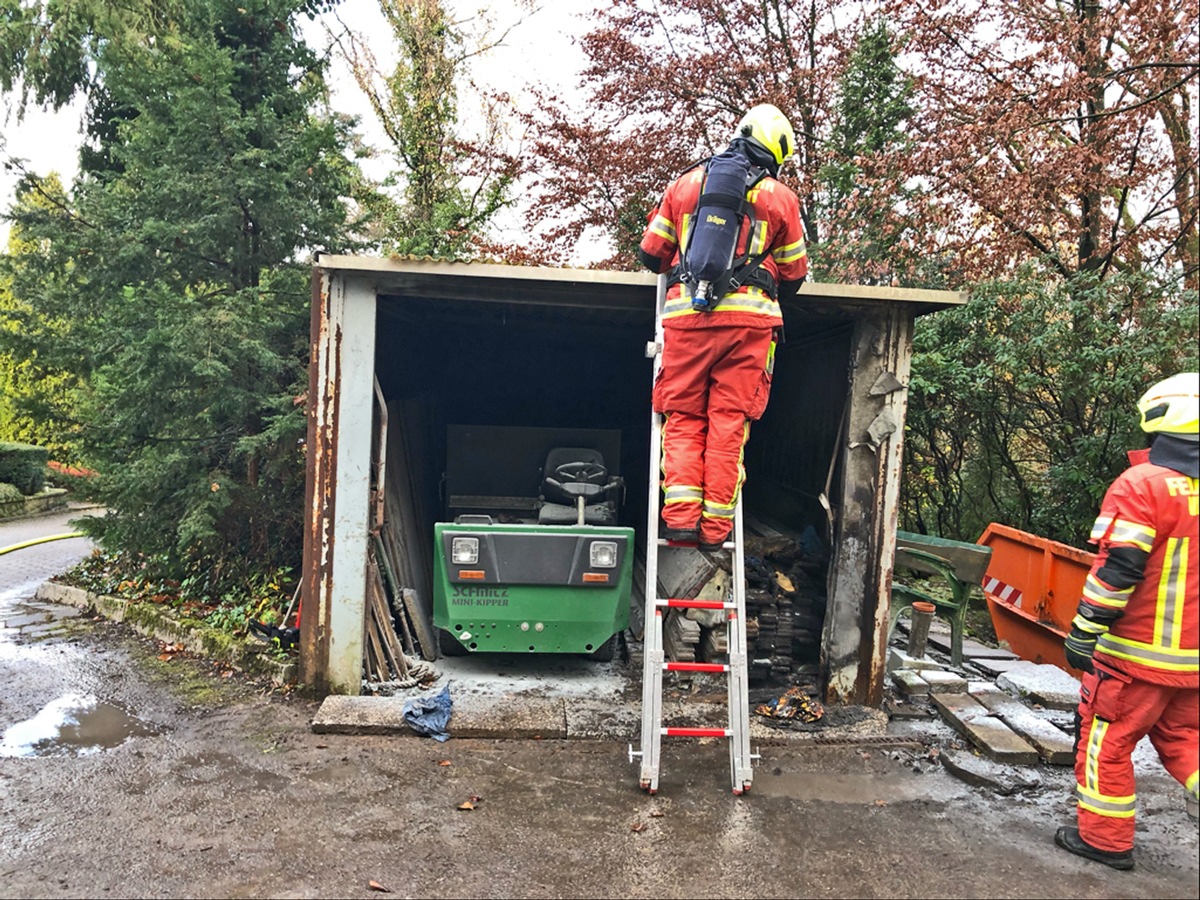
[888,530,994,667]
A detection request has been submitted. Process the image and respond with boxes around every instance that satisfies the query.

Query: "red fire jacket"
[1081,461,1199,687]
[640,165,807,330]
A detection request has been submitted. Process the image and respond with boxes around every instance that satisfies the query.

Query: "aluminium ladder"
[628,274,755,795]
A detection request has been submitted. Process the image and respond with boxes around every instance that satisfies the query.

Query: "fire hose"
[0,532,86,557]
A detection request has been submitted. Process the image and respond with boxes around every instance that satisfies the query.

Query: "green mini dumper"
[432,432,633,660]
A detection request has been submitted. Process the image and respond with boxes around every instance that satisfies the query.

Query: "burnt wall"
[373,291,854,555]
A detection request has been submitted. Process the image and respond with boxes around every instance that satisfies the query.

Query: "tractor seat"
[538,447,621,526]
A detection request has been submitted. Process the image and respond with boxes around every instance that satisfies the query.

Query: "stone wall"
[0,488,70,521]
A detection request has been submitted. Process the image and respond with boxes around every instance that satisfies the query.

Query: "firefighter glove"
[1064,627,1098,674]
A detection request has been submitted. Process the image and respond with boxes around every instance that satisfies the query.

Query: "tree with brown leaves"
[885,0,1198,287]
[511,0,846,269]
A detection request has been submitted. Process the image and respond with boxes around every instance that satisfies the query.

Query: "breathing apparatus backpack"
[675,148,771,311]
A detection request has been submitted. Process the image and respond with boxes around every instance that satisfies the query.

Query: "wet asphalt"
[1,508,1198,899]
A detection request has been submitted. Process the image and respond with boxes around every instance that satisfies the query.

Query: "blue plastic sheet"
[403,683,452,742]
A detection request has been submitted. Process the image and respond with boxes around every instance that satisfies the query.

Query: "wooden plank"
[373,534,415,655]
[657,545,721,602]
[366,559,406,680]
[663,610,698,662]
[378,397,439,660]
[374,575,409,679]
[401,588,437,666]
[970,688,1074,765]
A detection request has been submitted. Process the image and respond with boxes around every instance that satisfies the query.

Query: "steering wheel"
[554,462,608,485]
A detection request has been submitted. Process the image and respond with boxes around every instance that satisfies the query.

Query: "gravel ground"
[2,509,1197,899]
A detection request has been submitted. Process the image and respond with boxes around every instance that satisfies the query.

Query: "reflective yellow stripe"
[1072,614,1108,636]
[748,220,769,256]
[663,287,781,320]
[1107,518,1156,552]
[1082,573,1132,609]
[664,485,703,505]
[713,291,780,315]
[1090,514,1113,541]
[1154,537,1186,648]
[1079,719,1137,818]
[649,213,676,243]
[1187,771,1198,796]
[1076,783,1137,817]
[1085,718,1106,792]
[772,238,806,264]
[700,421,749,521]
[1097,632,1200,671]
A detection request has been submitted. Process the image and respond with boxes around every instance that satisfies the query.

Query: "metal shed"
[300,256,965,703]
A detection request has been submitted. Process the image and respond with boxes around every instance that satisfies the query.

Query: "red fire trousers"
[652,324,774,545]
[1075,666,1200,852]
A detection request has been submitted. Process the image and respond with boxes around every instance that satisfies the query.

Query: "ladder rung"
[656,598,735,610]
[664,662,728,673]
[663,727,731,738]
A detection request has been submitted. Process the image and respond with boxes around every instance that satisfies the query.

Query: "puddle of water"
[0,692,159,758]
[754,771,965,804]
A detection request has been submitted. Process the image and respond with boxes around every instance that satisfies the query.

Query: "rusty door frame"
[301,269,378,694]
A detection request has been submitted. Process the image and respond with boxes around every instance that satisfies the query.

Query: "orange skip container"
[977,522,1096,677]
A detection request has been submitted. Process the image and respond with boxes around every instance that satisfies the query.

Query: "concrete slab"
[931,693,1040,765]
[997,662,1081,710]
[969,688,1075,765]
[968,657,1027,678]
[960,638,1018,660]
[940,748,1042,794]
[891,669,929,697]
[887,648,944,672]
[926,633,1019,659]
[312,692,568,739]
[312,696,412,735]
[918,670,968,694]
[1034,707,1077,734]
[884,699,935,721]
[2,611,54,629]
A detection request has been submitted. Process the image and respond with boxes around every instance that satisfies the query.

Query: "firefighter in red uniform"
[638,104,808,550]
[1055,372,1199,870]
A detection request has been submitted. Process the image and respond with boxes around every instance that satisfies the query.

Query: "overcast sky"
[0,0,595,248]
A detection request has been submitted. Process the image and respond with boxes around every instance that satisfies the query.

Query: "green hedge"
[0,442,49,495]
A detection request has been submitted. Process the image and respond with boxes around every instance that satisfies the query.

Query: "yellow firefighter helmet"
[1138,372,1199,436]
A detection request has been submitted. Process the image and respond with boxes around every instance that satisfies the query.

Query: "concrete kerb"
[37,578,894,745]
[311,687,890,744]
[34,580,297,686]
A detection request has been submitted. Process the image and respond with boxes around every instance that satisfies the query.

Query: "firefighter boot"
[1054,827,1135,870]
[663,527,699,544]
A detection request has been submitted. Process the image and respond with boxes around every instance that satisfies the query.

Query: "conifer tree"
[1,0,354,588]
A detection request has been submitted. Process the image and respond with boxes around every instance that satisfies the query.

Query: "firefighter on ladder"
[638,103,808,551]
[1055,372,1199,870]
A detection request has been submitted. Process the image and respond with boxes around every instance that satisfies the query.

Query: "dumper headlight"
[452,537,479,565]
[590,541,618,568]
